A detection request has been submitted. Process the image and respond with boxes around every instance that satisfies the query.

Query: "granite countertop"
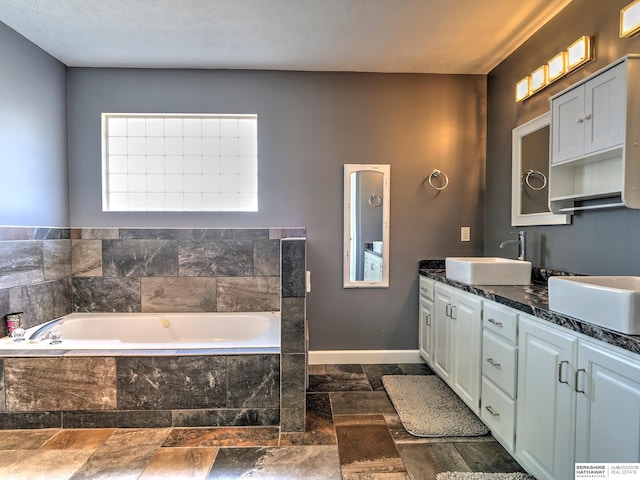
[418,260,640,356]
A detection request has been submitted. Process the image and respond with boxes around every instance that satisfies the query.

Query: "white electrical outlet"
[461,227,471,242]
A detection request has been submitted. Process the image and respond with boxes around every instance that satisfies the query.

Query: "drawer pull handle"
[575,368,587,394]
[487,318,503,327]
[425,313,431,327]
[485,405,500,417]
[558,360,569,385]
[486,358,501,368]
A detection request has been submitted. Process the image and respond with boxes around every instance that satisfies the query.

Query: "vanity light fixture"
[547,52,566,82]
[529,65,548,93]
[621,0,640,37]
[515,36,593,101]
[515,76,530,102]
[566,36,593,71]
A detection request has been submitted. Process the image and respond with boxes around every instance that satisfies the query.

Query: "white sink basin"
[445,257,532,285]
[548,276,640,335]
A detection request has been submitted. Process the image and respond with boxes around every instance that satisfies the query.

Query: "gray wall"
[486,0,640,275]
[68,69,486,350]
[0,22,68,227]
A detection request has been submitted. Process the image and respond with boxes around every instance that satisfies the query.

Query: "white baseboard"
[308,349,422,365]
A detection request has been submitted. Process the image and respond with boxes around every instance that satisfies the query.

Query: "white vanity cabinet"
[517,314,640,480]
[418,276,435,365]
[480,301,519,451]
[419,275,640,480]
[363,251,383,281]
[516,314,577,480]
[574,339,640,463]
[433,283,454,383]
[450,290,483,413]
[432,282,482,413]
[549,55,640,212]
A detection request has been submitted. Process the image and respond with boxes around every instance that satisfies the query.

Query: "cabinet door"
[451,290,482,413]
[433,284,454,385]
[584,63,625,155]
[575,340,640,463]
[551,85,585,163]
[517,315,577,480]
[418,297,434,366]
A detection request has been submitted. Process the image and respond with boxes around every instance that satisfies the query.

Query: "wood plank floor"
[0,363,528,479]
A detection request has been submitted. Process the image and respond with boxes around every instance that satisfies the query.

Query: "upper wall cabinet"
[551,63,625,164]
[549,55,640,214]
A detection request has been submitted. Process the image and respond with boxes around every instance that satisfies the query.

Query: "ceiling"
[0,0,573,74]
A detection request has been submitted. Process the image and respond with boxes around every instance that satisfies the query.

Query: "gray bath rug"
[381,375,489,437]
[436,473,535,480]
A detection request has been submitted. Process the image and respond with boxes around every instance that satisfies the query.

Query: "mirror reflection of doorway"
[350,170,384,282]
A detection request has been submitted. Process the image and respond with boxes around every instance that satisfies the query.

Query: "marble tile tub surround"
[418,259,640,355]
[0,354,281,430]
[0,228,72,335]
[280,237,307,432]
[0,227,308,433]
[0,226,304,326]
[72,227,305,313]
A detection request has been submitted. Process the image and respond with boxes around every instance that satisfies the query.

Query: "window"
[102,114,258,212]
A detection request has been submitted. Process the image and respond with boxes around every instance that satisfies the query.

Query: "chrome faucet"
[500,231,526,261]
[28,317,64,341]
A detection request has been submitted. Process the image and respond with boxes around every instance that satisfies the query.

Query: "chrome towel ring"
[368,194,382,207]
[524,169,547,191]
[428,169,449,190]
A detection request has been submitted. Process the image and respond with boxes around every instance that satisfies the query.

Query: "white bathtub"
[0,311,280,350]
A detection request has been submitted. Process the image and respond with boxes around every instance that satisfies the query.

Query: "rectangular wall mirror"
[511,112,570,226]
[343,164,390,288]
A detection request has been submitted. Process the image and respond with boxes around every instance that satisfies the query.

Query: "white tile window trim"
[102,113,258,212]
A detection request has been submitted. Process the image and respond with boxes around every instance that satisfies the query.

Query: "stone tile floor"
[0,363,527,479]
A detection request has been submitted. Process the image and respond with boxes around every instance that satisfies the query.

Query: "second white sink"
[445,257,532,285]
[548,276,640,335]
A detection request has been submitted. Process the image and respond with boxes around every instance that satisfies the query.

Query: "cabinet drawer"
[482,332,517,398]
[481,378,516,451]
[419,275,435,301]
[483,301,517,343]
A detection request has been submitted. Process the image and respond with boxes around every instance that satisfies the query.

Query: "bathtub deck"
[0,363,525,479]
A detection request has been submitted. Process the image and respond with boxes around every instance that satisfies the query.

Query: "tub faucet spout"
[500,231,526,261]
[29,317,64,341]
